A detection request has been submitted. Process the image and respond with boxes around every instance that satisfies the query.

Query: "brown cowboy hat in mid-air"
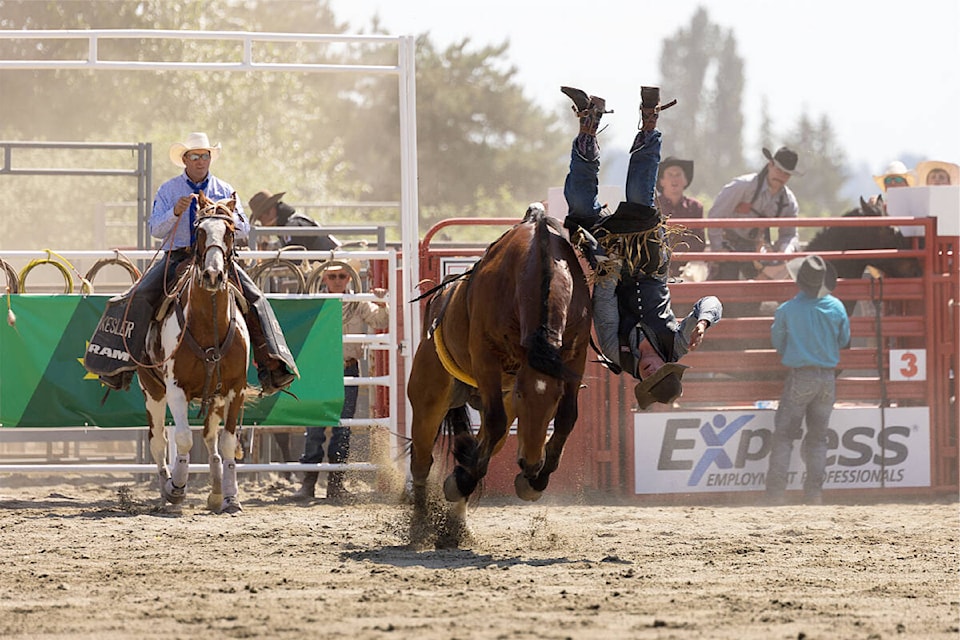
[633,362,689,410]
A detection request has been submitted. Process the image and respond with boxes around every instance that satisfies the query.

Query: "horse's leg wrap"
[220,460,241,514]
[207,451,223,512]
[171,454,190,489]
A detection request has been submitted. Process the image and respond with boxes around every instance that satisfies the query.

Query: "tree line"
[0,0,850,251]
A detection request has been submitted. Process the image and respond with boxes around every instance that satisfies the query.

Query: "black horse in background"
[805,197,922,314]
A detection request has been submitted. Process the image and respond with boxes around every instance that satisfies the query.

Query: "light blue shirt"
[771,292,850,368]
[150,172,249,250]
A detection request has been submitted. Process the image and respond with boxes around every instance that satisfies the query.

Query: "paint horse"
[806,197,922,314]
[139,192,250,513]
[407,204,592,546]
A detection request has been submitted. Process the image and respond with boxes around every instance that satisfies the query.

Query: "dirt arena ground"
[0,474,956,639]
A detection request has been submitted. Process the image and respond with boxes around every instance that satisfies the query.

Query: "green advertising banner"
[0,295,343,428]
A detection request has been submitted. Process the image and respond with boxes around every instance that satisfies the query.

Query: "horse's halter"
[193,209,237,284]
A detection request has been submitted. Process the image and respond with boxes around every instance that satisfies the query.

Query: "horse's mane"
[523,203,568,380]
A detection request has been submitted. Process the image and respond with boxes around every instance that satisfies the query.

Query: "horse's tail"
[441,405,479,478]
[523,203,567,379]
[441,404,472,440]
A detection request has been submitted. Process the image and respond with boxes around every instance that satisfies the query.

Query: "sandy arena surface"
[0,474,956,640]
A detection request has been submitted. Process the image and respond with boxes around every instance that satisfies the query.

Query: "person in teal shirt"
[765,254,850,505]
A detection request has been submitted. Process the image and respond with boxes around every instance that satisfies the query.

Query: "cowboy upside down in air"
[560,85,722,408]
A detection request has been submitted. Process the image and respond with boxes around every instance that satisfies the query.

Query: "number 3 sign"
[890,349,926,381]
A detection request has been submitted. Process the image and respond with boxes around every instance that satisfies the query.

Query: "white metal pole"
[397,35,420,450]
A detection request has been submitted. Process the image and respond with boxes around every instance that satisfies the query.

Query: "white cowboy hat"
[872,160,916,191]
[169,132,222,168]
[915,160,959,186]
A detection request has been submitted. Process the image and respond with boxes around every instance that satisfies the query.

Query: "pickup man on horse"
[84,132,299,395]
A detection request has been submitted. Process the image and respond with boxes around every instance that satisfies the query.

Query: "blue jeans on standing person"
[766,367,836,500]
[300,360,360,465]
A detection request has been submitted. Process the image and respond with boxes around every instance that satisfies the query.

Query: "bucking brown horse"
[407,203,592,547]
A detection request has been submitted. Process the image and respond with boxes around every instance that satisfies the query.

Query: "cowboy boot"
[293,472,318,500]
[326,471,356,505]
[631,86,677,153]
[561,86,610,160]
[246,308,296,396]
[640,85,661,131]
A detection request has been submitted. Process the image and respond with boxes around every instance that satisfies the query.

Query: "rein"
[175,284,239,420]
[178,211,241,419]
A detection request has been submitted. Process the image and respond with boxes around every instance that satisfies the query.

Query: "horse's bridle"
[186,209,240,418]
[193,211,237,277]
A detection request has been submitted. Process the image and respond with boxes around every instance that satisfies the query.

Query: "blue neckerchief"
[186,175,210,245]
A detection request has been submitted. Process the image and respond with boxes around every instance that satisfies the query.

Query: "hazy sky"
[330,0,960,183]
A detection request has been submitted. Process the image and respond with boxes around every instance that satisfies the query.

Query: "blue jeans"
[300,360,360,464]
[766,367,836,496]
[563,130,662,224]
[563,139,604,228]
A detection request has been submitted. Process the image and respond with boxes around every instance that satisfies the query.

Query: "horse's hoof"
[436,518,471,549]
[514,473,543,502]
[221,496,242,514]
[162,481,186,505]
[207,493,224,512]
[442,473,463,502]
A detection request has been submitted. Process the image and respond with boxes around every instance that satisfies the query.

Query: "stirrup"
[99,371,133,391]
[258,365,296,396]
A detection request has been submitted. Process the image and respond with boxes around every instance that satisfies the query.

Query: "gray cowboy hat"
[633,362,689,410]
[762,146,802,176]
[786,254,837,298]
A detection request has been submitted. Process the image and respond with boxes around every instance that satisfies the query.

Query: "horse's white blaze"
[534,378,548,395]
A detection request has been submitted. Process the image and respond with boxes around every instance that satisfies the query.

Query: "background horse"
[138,193,250,513]
[407,203,592,547]
[806,197,922,314]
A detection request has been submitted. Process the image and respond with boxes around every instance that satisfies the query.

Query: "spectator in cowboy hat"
[249,189,340,252]
[764,254,850,505]
[656,157,705,279]
[293,259,389,503]
[872,160,916,192]
[706,145,802,283]
[915,160,959,186]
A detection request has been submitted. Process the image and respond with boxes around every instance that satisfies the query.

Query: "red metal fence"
[416,215,958,499]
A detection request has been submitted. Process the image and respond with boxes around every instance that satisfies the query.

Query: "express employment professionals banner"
[0,295,343,428]
[634,407,931,494]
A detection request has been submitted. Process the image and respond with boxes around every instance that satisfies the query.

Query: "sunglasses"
[325,272,349,280]
[185,152,211,162]
[883,175,907,187]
